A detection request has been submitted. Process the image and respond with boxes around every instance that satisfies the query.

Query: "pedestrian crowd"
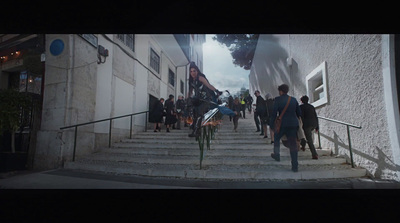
[252,84,319,172]
[226,84,319,172]
[149,62,319,173]
[149,62,223,136]
[149,94,191,133]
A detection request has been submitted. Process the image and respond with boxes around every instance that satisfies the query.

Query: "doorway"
[148,94,159,123]
[0,34,45,170]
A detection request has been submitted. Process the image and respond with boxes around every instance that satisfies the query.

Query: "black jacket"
[265,98,274,118]
[176,99,185,113]
[300,103,319,129]
[150,101,164,123]
[255,95,267,117]
[245,95,253,105]
[164,99,175,115]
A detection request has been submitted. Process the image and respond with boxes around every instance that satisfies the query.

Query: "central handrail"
[60,110,149,161]
[196,102,226,169]
[316,115,361,168]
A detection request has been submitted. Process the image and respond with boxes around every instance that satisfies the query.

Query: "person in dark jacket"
[175,95,186,130]
[164,94,177,132]
[187,62,221,137]
[232,97,242,132]
[254,90,268,138]
[270,84,302,172]
[245,94,253,113]
[228,95,234,121]
[151,98,164,132]
[299,95,319,159]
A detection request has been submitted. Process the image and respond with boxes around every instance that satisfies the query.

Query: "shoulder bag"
[274,96,291,133]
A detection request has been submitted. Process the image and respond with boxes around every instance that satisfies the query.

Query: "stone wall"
[35,34,98,169]
[34,34,195,170]
[249,34,399,180]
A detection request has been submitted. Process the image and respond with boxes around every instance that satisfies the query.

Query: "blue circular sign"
[50,39,64,56]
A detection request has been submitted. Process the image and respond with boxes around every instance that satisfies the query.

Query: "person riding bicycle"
[187,62,222,137]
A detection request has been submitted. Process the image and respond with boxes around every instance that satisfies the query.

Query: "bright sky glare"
[202,34,250,95]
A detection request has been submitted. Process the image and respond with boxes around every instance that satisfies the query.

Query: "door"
[148,94,159,123]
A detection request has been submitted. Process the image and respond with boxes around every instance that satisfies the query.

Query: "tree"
[212,34,259,70]
[0,89,31,153]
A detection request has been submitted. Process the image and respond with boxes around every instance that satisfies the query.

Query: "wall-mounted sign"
[78,34,98,48]
[49,39,64,56]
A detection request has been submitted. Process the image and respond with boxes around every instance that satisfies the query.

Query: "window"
[306,61,328,108]
[150,48,160,73]
[117,34,134,51]
[168,69,175,87]
[180,80,184,94]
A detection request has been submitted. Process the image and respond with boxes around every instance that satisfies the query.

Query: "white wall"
[94,34,113,134]
[35,34,199,169]
[249,34,398,180]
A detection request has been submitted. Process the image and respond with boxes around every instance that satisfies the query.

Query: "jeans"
[274,126,299,170]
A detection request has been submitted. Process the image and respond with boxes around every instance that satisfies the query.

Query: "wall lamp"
[97,45,109,64]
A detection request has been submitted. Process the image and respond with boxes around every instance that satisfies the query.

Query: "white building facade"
[249,34,400,181]
[0,34,205,170]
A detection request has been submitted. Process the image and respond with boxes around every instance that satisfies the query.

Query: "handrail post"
[130,115,133,139]
[317,129,321,149]
[347,125,355,168]
[145,112,148,132]
[109,119,112,148]
[73,126,77,162]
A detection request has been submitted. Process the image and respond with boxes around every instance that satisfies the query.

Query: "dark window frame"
[150,48,160,74]
[168,68,175,87]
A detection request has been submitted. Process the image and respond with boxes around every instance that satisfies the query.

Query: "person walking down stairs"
[232,97,242,132]
[164,95,177,133]
[151,98,165,132]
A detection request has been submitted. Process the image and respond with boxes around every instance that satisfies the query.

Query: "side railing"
[316,116,362,168]
[60,111,149,162]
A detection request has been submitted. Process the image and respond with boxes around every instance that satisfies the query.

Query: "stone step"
[131,133,268,140]
[65,160,367,180]
[121,138,269,144]
[77,152,345,166]
[98,147,331,157]
[64,112,367,181]
[130,131,265,136]
[112,142,275,149]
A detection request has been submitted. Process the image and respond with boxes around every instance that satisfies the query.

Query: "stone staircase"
[64,112,367,181]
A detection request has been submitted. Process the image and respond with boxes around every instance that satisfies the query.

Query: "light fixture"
[287,57,293,67]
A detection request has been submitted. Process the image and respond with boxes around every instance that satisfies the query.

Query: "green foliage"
[0,89,31,134]
[212,34,259,70]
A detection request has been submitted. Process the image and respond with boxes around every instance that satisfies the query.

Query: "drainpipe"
[176,62,190,97]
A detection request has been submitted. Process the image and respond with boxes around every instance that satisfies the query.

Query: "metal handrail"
[196,102,226,169]
[316,116,362,168]
[60,111,149,161]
